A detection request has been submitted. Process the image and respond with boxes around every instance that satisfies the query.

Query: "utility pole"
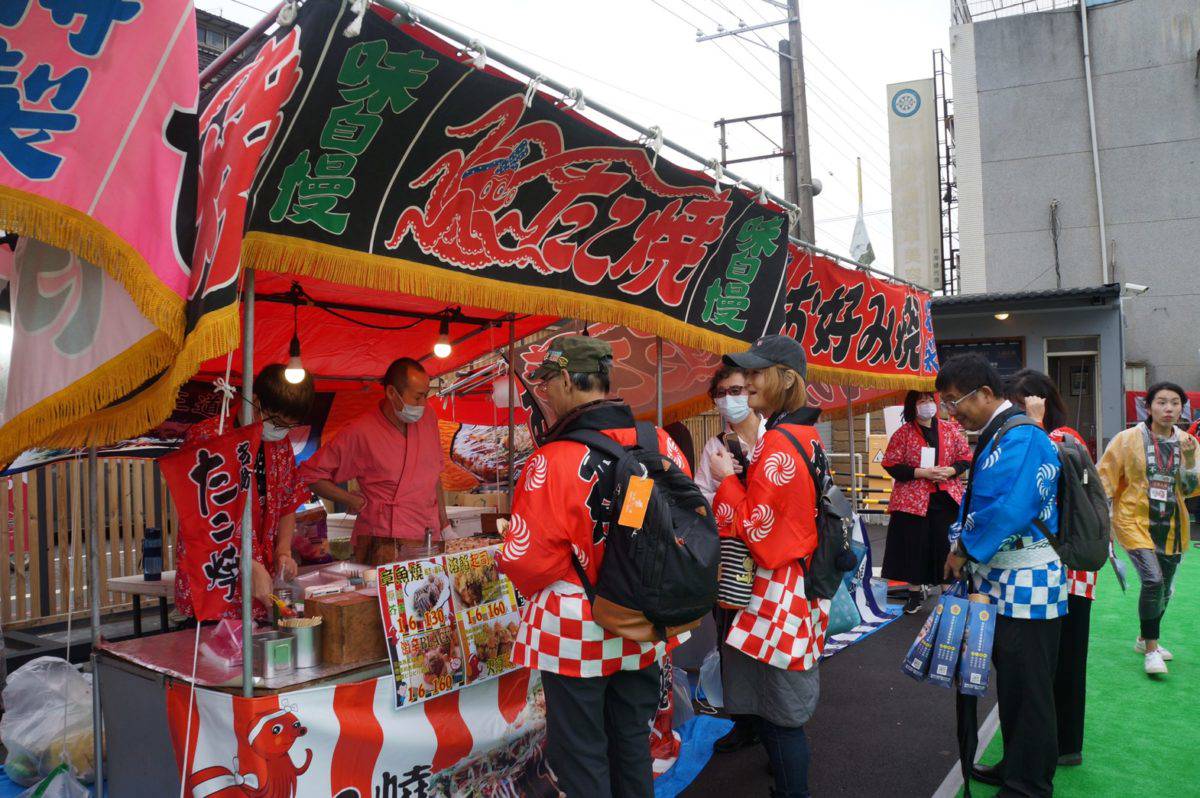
[696,0,815,240]
[784,0,814,242]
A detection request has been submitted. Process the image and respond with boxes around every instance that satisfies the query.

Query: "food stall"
[90,2,798,795]
[0,1,936,795]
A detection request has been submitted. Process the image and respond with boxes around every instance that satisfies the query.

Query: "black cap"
[723,334,807,377]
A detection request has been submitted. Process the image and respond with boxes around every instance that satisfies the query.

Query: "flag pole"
[857,156,863,209]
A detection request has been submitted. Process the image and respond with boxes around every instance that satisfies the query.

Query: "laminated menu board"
[378,546,522,709]
[446,546,521,683]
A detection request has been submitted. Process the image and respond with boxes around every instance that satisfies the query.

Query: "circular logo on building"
[891,88,921,118]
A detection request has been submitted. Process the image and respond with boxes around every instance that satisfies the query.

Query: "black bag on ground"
[993,417,1110,571]
[776,427,858,600]
[562,422,720,642]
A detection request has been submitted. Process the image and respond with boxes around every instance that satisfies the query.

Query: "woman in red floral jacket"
[709,335,825,798]
[880,391,971,614]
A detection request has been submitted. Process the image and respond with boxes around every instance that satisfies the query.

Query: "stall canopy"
[0,0,936,473]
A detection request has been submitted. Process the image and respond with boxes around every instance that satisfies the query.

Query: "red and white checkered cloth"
[726,562,828,671]
[512,582,683,678]
[1066,568,1097,600]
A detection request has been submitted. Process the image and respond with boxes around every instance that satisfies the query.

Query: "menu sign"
[378,546,521,709]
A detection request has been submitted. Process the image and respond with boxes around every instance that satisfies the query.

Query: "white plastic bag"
[698,648,723,708]
[670,666,695,728]
[16,765,90,798]
[0,658,97,786]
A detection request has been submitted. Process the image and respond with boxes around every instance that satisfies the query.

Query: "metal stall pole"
[845,397,858,510]
[241,270,256,697]
[655,337,664,427]
[506,319,516,511]
[87,446,104,795]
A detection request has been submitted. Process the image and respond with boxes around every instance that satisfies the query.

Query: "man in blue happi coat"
[938,355,1068,798]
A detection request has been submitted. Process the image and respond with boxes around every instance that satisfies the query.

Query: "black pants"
[541,664,661,798]
[1053,595,1091,757]
[1127,548,1181,640]
[994,614,1062,797]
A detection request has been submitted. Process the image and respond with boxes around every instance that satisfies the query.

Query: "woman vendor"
[176,364,315,622]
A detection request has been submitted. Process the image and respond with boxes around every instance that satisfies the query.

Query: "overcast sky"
[196,0,952,273]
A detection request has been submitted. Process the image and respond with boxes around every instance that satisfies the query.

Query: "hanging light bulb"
[434,315,452,359]
[284,302,306,383]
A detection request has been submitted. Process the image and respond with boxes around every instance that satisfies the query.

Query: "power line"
[722,34,893,174]
[412,1,713,125]
[735,0,892,127]
[678,0,724,26]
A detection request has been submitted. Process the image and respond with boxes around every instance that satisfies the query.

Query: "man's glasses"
[940,388,979,413]
[247,399,302,430]
[711,386,747,399]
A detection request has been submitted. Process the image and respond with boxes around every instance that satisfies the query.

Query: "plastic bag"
[16,765,90,798]
[670,666,695,728]
[698,648,723,708]
[0,658,97,786]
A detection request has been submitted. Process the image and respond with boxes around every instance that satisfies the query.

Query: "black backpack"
[775,427,858,600]
[562,422,720,642]
[991,417,1110,571]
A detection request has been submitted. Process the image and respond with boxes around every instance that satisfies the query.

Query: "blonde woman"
[709,335,827,798]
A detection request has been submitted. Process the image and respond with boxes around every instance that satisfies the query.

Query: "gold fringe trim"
[0,305,241,468]
[0,186,186,343]
[242,232,752,357]
[806,364,936,392]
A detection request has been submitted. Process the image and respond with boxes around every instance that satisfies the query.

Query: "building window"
[200,27,226,49]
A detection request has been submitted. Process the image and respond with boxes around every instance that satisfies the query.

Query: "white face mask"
[716,395,751,424]
[396,403,425,424]
[261,421,290,442]
[916,401,938,421]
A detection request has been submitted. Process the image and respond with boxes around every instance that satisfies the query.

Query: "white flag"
[850,207,875,265]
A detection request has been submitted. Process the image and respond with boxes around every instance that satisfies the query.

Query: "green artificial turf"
[961,545,1200,797]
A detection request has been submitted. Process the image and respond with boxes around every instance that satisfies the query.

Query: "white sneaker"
[1134,639,1174,660]
[1144,650,1168,675]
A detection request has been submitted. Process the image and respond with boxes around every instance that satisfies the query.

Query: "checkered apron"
[511,581,681,678]
[972,538,1070,620]
[1066,568,1097,600]
[725,562,828,671]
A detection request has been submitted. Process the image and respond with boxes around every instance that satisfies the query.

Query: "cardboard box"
[305,592,387,665]
[901,601,943,682]
[958,597,997,696]
[927,593,970,688]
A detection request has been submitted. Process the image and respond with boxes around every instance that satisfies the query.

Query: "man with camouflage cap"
[498,335,692,797]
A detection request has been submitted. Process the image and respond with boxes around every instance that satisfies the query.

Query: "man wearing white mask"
[301,357,449,566]
[695,365,762,504]
[693,365,763,755]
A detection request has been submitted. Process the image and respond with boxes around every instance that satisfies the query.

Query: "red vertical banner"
[159,424,261,620]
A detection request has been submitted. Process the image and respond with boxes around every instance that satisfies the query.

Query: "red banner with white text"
[781,245,937,390]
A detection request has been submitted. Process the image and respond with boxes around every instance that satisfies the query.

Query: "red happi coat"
[881,419,971,516]
[175,417,307,621]
[498,403,692,679]
[1049,425,1098,601]
[712,414,828,671]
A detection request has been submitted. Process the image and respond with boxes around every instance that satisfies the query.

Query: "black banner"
[240,1,789,349]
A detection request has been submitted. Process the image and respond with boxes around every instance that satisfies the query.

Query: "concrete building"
[948,0,1200,394]
[932,284,1124,452]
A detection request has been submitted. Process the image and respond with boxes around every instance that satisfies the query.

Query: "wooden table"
[106,571,174,636]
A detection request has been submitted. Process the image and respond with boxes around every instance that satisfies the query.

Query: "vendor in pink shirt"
[299,358,448,566]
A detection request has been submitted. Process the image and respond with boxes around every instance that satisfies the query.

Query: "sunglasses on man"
[711,385,747,399]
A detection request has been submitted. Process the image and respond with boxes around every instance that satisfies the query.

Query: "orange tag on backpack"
[618,475,655,528]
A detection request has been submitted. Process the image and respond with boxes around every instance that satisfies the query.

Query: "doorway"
[1046,348,1099,457]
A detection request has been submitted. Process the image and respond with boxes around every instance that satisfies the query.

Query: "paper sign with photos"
[377,546,522,709]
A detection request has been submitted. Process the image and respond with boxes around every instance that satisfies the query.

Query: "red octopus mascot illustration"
[187,702,313,798]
